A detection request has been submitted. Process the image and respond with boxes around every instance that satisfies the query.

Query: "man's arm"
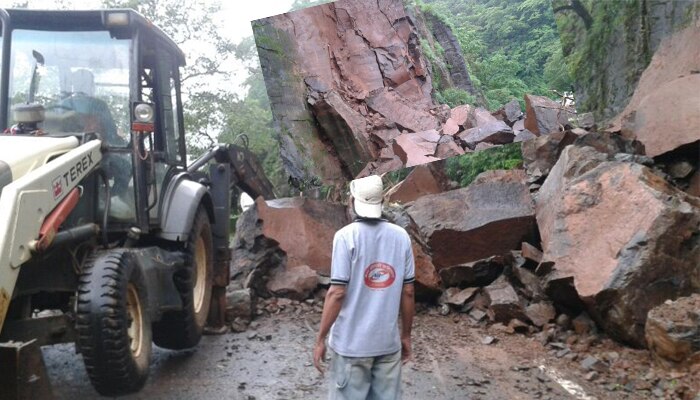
[313,284,347,375]
[400,283,415,364]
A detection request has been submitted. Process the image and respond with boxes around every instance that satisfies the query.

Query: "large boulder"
[645,294,700,368]
[406,181,537,270]
[254,197,348,274]
[457,120,514,148]
[386,162,451,204]
[537,150,700,347]
[611,26,700,157]
[524,94,571,135]
[231,197,349,297]
[381,203,441,299]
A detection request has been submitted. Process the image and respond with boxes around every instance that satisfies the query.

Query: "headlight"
[134,103,154,123]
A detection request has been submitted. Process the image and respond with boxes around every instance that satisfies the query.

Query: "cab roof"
[3,8,186,66]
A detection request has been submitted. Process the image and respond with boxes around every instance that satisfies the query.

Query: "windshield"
[9,29,131,146]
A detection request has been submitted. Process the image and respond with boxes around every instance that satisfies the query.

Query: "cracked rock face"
[254,0,438,186]
[537,148,700,347]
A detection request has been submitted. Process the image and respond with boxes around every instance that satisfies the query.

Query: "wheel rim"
[126,283,144,358]
[193,235,207,314]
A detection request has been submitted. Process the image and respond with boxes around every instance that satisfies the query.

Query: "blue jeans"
[328,348,402,400]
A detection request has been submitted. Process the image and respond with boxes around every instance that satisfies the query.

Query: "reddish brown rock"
[469,107,499,128]
[610,26,700,157]
[438,255,508,288]
[525,302,556,328]
[255,0,436,186]
[524,94,571,135]
[386,163,450,204]
[484,276,527,323]
[435,136,466,158]
[367,89,439,133]
[521,130,578,178]
[266,265,319,301]
[572,131,645,156]
[411,240,442,299]
[406,181,536,269]
[357,156,404,178]
[370,127,401,148]
[440,287,479,307]
[521,242,543,266]
[256,197,349,275]
[392,131,441,167]
[537,152,700,346]
[449,104,473,127]
[645,295,700,368]
[472,169,527,185]
[492,99,523,126]
[442,118,461,136]
[510,264,544,301]
[458,121,514,148]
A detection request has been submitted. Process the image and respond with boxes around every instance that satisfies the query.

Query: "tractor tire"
[76,250,152,396]
[153,208,213,349]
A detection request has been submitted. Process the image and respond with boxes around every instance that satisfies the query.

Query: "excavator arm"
[185,143,275,332]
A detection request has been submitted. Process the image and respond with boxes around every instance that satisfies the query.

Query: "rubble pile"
[228,118,698,375]
[230,27,700,375]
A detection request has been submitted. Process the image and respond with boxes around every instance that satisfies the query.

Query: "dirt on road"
[43,304,698,400]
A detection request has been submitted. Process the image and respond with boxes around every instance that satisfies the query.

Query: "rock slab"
[407,182,536,270]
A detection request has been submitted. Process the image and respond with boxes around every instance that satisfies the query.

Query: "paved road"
[43,310,604,400]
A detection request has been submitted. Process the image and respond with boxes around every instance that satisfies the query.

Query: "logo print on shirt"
[364,262,396,289]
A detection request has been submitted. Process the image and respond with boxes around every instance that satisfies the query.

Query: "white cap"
[350,175,383,219]
[240,192,254,212]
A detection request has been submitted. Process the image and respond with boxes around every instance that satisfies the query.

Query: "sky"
[0,0,297,93]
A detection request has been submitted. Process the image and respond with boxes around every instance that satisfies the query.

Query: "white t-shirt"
[328,219,415,357]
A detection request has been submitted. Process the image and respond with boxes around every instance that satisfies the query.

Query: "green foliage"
[386,167,413,187]
[445,143,523,187]
[415,0,572,110]
[435,88,476,108]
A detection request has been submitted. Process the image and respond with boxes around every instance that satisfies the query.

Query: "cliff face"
[253,0,437,188]
[553,0,700,122]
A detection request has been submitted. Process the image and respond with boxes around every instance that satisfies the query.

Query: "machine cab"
[0,8,188,232]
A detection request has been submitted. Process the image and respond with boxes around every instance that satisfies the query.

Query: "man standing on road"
[313,175,416,400]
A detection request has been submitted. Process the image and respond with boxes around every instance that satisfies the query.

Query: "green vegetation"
[412,0,572,110]
[445,143,523,187]
[434,88,476,108]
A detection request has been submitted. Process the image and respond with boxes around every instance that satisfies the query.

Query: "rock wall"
[423,12,480,97]
[553,0,700,122]
[254,0,437,187]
